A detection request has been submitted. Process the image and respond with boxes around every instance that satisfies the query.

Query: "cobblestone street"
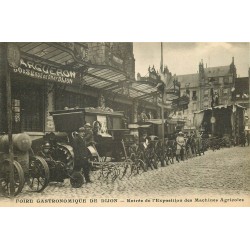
[1,146,250,204]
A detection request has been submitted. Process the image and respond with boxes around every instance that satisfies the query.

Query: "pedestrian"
[84,123,95,146]
[139,131,149,150]
[72,127,92,183]
[176,131,185,161]
[247,131,250,146]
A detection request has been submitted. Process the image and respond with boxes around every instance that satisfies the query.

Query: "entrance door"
[12,82,44,133]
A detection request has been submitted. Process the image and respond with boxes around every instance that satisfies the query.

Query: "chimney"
[232,56,234,64]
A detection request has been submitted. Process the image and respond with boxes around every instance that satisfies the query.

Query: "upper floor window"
[228,76,233,83]
[192,90,197,100]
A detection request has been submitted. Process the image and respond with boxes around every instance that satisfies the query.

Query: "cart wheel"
[0,160,25,197]
[70,172,84,188]
[130,159,146,176]
[28,156,50,192]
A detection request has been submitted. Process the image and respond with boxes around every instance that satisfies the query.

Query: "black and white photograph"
[1,2,250,250]
[0,42,249,206]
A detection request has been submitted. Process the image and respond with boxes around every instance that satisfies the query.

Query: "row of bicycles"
[120,135,235,178]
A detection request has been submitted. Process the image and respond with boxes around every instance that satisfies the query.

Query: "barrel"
[0,133,32,153]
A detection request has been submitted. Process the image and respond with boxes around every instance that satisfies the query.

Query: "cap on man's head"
[179,131,184,135]
[79,127,85,132]
[84,123,92,128]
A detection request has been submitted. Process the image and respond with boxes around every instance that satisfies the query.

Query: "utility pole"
[6,43,15,197]
[160,42,165,166]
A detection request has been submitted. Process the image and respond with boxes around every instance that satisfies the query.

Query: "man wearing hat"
[72,127,92,183]
[176,131,185,161]
[84,123,95,147]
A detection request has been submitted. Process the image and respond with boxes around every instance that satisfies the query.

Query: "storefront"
[11,74,45,133]
[0,43,166,138]
[194,104,245,141]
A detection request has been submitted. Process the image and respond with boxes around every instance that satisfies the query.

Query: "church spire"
[160,42,163,73]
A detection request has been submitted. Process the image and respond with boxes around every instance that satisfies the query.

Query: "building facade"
[175,58,237,126]
[0,42,160,139]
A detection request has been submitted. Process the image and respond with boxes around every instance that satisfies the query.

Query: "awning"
[13,43,169,109]
[194,104,246,114]
[17,42,127,89]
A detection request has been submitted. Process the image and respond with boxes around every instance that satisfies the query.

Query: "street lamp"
[209,77,216,137]
[156,80,165,166]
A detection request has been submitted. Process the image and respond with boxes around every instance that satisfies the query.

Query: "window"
[192,91,197,100]
[229,76,233,83]
[223,89,228,95]
[219,77,223,84]
[204,89,209,96]
[224,77,229,84]
[12,83,44,132]
[55,91,97,110]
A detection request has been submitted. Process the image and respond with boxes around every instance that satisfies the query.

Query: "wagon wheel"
[0,160,25,197]
[100,164,120,182]
[119,159,133,179]
[28,156,50,192]
[168,149,174,164]
[130,159,146,177]
[146,148,158,170]
[70,171,84,188]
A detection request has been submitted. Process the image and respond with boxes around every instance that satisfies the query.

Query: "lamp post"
[161,88,165,166]
[5,43,15,197]
[156,80,165,166]
[209,77,216,137]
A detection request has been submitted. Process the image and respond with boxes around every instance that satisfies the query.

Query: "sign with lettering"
[12,58,78,85]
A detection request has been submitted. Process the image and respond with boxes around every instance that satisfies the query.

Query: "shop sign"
[12,58,78,85]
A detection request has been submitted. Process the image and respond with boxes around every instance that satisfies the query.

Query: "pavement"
[1,145,250,205]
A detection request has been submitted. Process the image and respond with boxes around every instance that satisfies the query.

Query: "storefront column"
[132,100,138,123]
[44,83,55,132]
[0,44,7,132]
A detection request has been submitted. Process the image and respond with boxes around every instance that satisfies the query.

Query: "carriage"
[32,107,146,185]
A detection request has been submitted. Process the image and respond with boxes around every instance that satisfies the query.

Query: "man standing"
[84,123,95,146]
[72,127,92,183]
[176,131,186,161]
[247,131,250,146]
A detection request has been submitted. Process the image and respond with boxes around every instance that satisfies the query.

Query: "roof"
[194,104,246,113]
[204,65,231,77]
[175,73,199,88]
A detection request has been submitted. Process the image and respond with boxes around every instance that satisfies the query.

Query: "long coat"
[72,135,88,164]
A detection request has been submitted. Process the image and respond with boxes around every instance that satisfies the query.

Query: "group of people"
[139,130,203,163]
[72,123,95,184]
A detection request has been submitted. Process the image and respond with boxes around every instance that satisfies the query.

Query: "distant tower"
[160,42,163,73]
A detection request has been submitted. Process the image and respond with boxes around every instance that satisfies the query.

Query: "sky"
[133,42,249,78]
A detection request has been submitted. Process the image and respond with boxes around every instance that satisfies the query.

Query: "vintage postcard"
[0,42,249,207]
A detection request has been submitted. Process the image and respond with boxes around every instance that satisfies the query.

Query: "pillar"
[0,43,7,132]
[132,100,138,123]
